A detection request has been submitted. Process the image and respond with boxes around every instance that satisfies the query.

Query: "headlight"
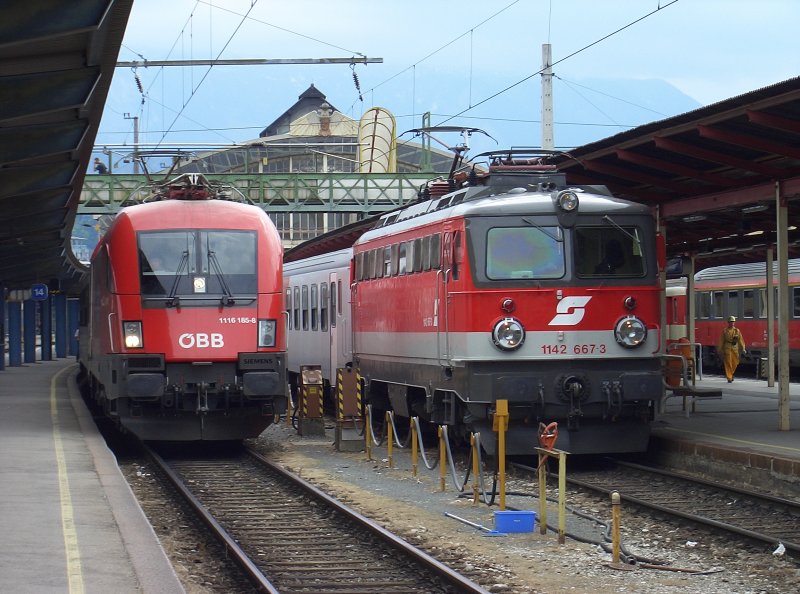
[258,319,276,347]
[123,321,143,349]
[492,318,525,351]
[556,190,579,212]
[614,316,647,348]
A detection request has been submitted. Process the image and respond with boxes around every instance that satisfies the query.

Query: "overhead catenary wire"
[350,0,521,116]
[156,0,260,148]
[554,75,669,118]
[434,0,681,128]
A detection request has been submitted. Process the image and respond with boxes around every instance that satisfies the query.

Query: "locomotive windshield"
[486,226,565,279]
[467,214,651,287]
[575,226,645,278]
[138,230,257,298]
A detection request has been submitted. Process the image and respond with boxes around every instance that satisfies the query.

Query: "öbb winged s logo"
[548,296,592,326]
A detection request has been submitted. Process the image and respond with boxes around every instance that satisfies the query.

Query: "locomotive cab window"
[486,226,565,280]
[575,226,644,277]
[138,230,257,299]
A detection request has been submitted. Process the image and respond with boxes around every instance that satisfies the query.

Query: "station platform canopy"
[0,0,133,292]
[552,77,800,270]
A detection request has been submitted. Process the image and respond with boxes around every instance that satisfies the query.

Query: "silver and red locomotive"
[286,150,663,454]
[79,175,287,440]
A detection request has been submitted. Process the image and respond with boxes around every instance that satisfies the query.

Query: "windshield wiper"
[166,250,189,307]
[523,217,563,243]
[208,249,235,306]
[602,215,641,247]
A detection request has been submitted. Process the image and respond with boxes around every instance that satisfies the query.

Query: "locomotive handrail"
[349,281,357,364]
[661,353,691,387]
[281,311,289,351]
[107,313,116,352]
[435,268,452,366]
[667,340,704,380]
[435,269,443,365]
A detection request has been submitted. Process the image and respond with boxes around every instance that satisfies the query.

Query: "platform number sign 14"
[31,283,48,301]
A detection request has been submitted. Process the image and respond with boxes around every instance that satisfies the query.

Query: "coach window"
[293,286,300,328]
[311,284,319,331]
[337,280,343,315]
[383,246,392,277]
[757,287,778,319]
[696,291,710,319]
[320,283,328,331]
[793,286,800,318]
[302,285,309,330]
[711,291,724,318]
[727,290,738,319]
[285,288,292,329]
[743,290,755,319]
[431,234,441,269]
[329,282,337,327]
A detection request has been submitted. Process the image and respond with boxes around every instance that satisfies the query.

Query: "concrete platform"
[0,359,184,593]
[653,373,800,498]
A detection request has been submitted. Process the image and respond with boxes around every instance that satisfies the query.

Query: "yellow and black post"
[334,366,363,451]
[298,365,325,436]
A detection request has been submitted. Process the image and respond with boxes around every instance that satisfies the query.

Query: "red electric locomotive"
[286,150,663,455]
[78,175,287,440]
[666,259,800,370]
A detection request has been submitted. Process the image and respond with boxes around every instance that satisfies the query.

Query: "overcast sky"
[96,0,800,161]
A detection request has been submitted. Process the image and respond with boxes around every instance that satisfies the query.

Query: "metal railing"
[79,172,437,215]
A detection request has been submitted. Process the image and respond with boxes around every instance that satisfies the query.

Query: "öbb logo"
[178,333,224,348]
[548,296,592,326]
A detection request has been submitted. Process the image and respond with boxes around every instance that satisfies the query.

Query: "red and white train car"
[286,151,663,455]
[79,178,287,440]
[666,259,800,369]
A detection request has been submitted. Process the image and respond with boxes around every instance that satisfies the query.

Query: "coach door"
[329,271,352,373]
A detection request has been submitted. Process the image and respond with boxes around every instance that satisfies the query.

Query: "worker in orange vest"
[718,316,746,382]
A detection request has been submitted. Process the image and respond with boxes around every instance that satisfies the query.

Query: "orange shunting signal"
[538,422,558,450]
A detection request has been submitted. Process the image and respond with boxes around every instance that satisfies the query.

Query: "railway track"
[565,459,800,558]
[145,444,489,594]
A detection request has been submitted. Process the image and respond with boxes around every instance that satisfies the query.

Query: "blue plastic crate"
[494,510,536,533]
